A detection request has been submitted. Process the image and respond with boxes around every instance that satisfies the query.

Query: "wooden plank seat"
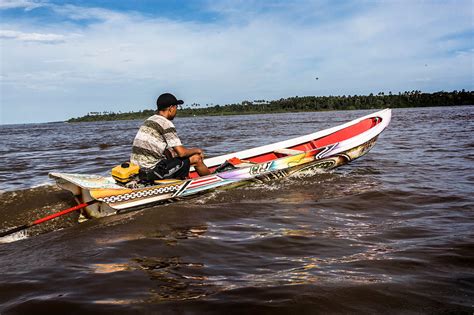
[273,148,304,155]
[234,162,257,168]
[226,157,256,168]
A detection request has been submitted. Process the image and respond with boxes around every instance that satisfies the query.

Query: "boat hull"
[49,109,391,219]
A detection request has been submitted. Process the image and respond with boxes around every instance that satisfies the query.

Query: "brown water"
[0,107,473,313]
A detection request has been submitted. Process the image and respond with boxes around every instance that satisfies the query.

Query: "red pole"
[0,200,96,238]
[33,202,90,225]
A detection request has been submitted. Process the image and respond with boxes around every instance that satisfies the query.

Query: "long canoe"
[49,109,391,219]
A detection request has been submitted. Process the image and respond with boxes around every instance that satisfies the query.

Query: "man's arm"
[173,145,204,159]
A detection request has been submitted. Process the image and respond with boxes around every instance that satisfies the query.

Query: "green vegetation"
[68,90,473,122]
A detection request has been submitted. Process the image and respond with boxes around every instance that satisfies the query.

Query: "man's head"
[157,93,183,120]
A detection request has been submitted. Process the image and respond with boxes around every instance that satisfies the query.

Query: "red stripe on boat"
[191,176,220,184]
[188,176,221,188]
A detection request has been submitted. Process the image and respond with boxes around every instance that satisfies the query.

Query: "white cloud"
[0,0,45,10]
[0,29,66,43]
[49,3,129,22]
[0,0,473,124]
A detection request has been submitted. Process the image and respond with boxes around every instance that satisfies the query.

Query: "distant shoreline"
[68,90,473,122]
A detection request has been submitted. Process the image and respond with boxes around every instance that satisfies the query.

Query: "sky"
[0,0,473,124]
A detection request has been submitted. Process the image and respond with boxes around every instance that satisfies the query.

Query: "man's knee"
[190,154,203,165]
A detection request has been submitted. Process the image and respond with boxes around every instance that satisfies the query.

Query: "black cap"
[156,93,184,110]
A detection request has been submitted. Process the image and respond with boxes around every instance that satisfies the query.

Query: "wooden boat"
[49,109,391,219]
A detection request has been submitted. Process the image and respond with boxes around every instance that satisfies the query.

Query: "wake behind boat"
[49,109,391,219]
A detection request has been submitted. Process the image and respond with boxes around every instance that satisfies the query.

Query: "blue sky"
[0,0,473,124]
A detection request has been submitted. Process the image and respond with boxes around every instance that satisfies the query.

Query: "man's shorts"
[140,157,190,181]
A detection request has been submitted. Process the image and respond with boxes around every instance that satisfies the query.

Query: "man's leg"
[189,154,211,176]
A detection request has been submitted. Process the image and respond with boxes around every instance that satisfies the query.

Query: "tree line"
[68,90,473,122]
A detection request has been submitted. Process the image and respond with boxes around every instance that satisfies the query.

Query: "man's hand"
[173,145,205,159]
[195,148,205,159]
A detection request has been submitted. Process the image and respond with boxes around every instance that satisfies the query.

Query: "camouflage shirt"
[130,114,182,169]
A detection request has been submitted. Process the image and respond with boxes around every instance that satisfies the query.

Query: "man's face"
[169,104,178,120]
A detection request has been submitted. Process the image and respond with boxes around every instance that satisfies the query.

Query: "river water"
[0,107,473,313]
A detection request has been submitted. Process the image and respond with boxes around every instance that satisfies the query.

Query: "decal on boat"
[187,175,223,189]
[259,169,289,181]
[97,184,181,204]
[172,181,192,197]
[315,143,338,159]
[250,162,272,175]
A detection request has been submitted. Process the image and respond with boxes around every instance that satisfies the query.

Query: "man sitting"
[130,93,211,181]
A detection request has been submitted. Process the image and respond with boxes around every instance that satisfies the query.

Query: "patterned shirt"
[130,114,182,169]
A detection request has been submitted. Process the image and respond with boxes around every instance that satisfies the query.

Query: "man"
[131,93,211,181]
